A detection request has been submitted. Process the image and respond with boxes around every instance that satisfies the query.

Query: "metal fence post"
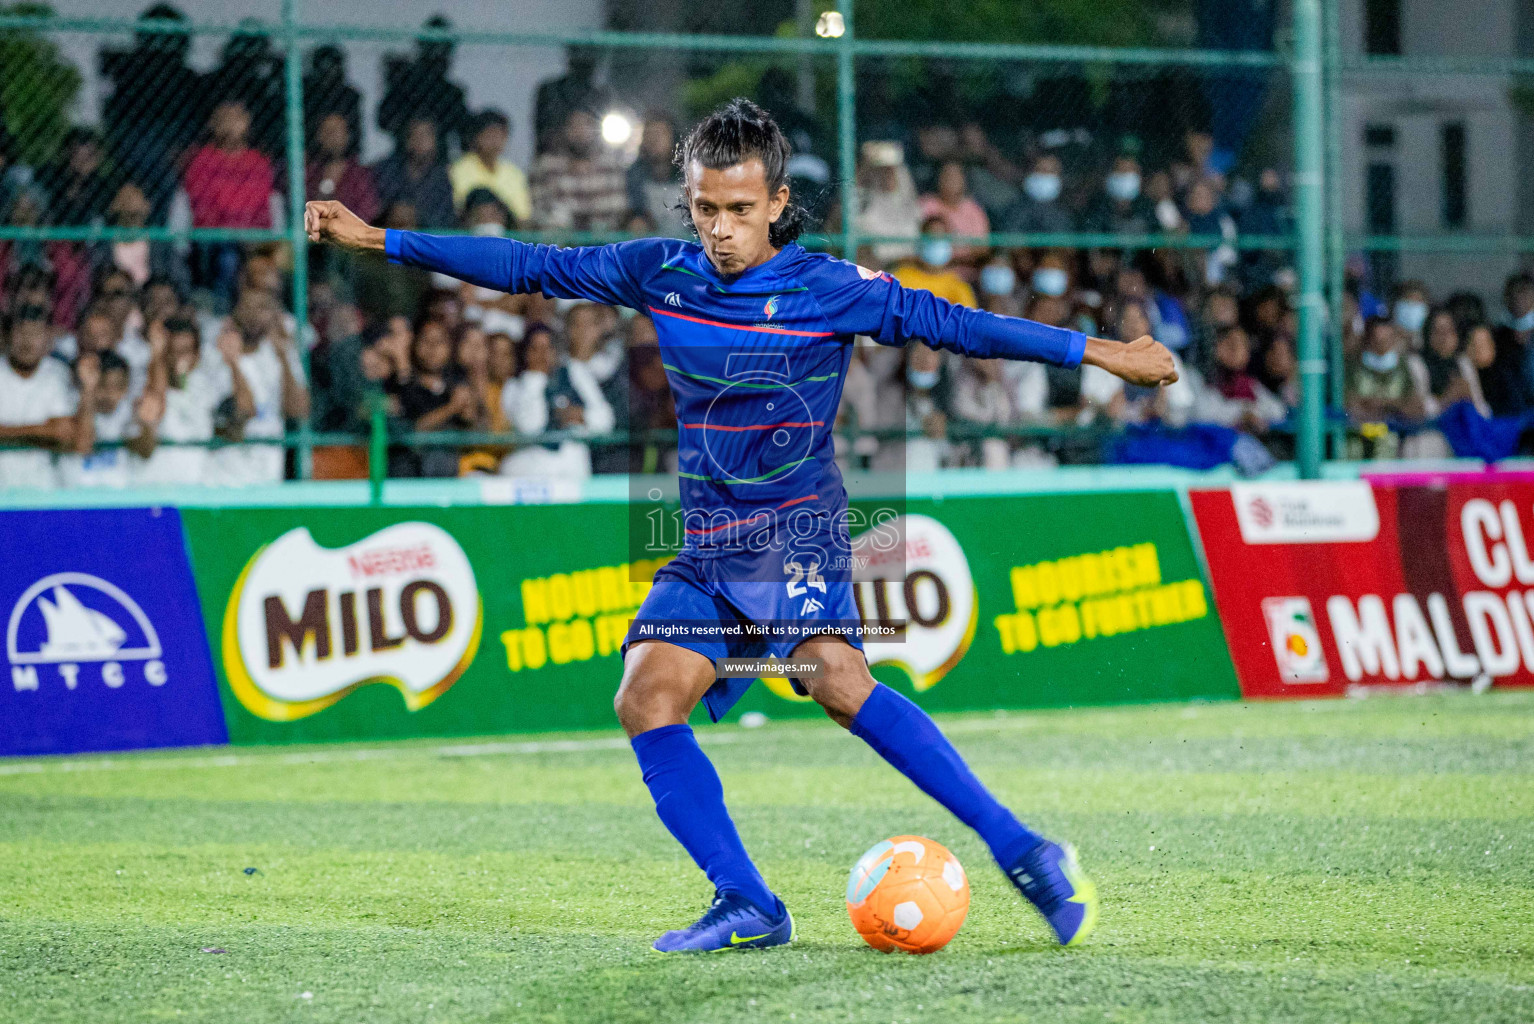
[1292,0,1326,478]
[1323,0,1345,457]
[369,394,387,505]
[836,0,857,261]
[283,0,313,479]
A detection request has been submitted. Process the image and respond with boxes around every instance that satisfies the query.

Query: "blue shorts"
[624,547,864,721]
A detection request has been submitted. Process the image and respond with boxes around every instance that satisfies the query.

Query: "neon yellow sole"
[1059,843,1100,947]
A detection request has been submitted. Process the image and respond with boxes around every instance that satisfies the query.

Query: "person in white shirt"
[93,265,152,372]
[55,304,115,362]
[135,317,247,486]
[500,323,556,438]
[952,356,1030,470]
[856,141,920,266]
[209,288,310,485]
[499,321,608,478]
[57,351,156,489]
[56,296,152,391]
[0,307,92,491]
[561,304,617,433]
[1193,324,1289,432]
[568,303,624,388]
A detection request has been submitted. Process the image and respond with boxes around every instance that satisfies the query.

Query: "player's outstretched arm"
[813,263,1176,387]
[306,199,644,309]
[1082,334,1179,387]
[305,200,385,250]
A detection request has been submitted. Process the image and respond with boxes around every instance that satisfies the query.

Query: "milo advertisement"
[764,491,1234,716]
[182,504,646,743]
[183,490,1237,744]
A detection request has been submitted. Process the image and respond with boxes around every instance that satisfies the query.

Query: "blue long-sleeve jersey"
[385,231,1086,557]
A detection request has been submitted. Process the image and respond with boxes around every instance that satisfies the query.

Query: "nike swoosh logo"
[730,930,771,945]
[1060,848,1096,905]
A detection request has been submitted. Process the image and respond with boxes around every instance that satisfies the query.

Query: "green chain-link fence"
[0,0,1524,484]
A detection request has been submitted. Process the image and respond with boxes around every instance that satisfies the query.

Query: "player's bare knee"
[806,676,867,726]
[614,672,676,735]
[795,637,875,728]
[615,642,714,737]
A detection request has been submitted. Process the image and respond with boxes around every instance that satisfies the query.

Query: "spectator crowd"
[0,5,1528,489]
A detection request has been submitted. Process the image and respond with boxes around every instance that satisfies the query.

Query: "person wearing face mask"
[99,182,186,293]
[1401,308,1490,458]
[461,188,513,238]
[893,215,977,309]
[1346,316,1425,459]
[1490,272,1534,412]
[1083,153,1154,235]
[900,342,954,472]
[977,258,1019,315]
[919,161,989,275]
[1391,281,1430,349]
[998,153,1074,235]
[1029,253,1072,305]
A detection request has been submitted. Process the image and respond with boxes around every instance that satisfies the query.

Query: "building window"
[1365,0,1402,56]
[1364,124,1397,149]
[1366,161,1398,291]
[1441,121,1468,229]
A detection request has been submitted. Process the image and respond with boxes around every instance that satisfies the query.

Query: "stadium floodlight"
[602,111,634,146]
[815,11,845,38]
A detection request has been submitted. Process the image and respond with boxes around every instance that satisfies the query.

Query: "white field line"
[19,693,1438,780]
[0,712,1061,779]
[0,733,745,777]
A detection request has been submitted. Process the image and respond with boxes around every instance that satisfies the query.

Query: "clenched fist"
[304,200,386,251]
[1083,334,1179,388]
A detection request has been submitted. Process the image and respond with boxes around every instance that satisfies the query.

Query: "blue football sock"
[630,723,778,913]
[851,684,1043,866]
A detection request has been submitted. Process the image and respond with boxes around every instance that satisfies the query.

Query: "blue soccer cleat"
[1003,840,1099,946]
[652,891,795,953]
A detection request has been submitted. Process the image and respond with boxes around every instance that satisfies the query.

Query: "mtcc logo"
[6,572,168,692]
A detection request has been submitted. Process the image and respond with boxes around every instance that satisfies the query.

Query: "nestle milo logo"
[222,523,482,721]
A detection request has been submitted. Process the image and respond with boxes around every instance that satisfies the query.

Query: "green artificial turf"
[1,691,1531,1023]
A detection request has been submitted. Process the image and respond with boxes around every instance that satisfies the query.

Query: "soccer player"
[307,99,1176,954]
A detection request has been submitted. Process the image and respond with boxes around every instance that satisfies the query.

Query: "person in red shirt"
[305,110,379,288]
[182,99,274,306]
[305,111,378,223]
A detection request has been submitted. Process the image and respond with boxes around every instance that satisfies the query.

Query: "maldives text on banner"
[1190,479,1534,698]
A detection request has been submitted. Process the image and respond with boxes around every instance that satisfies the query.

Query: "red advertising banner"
[1191,479,1534,698]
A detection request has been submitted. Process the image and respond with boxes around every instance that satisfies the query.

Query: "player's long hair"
[675,98,808,247]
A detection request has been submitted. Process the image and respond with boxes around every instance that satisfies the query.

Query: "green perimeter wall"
[182,491,1238,746]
